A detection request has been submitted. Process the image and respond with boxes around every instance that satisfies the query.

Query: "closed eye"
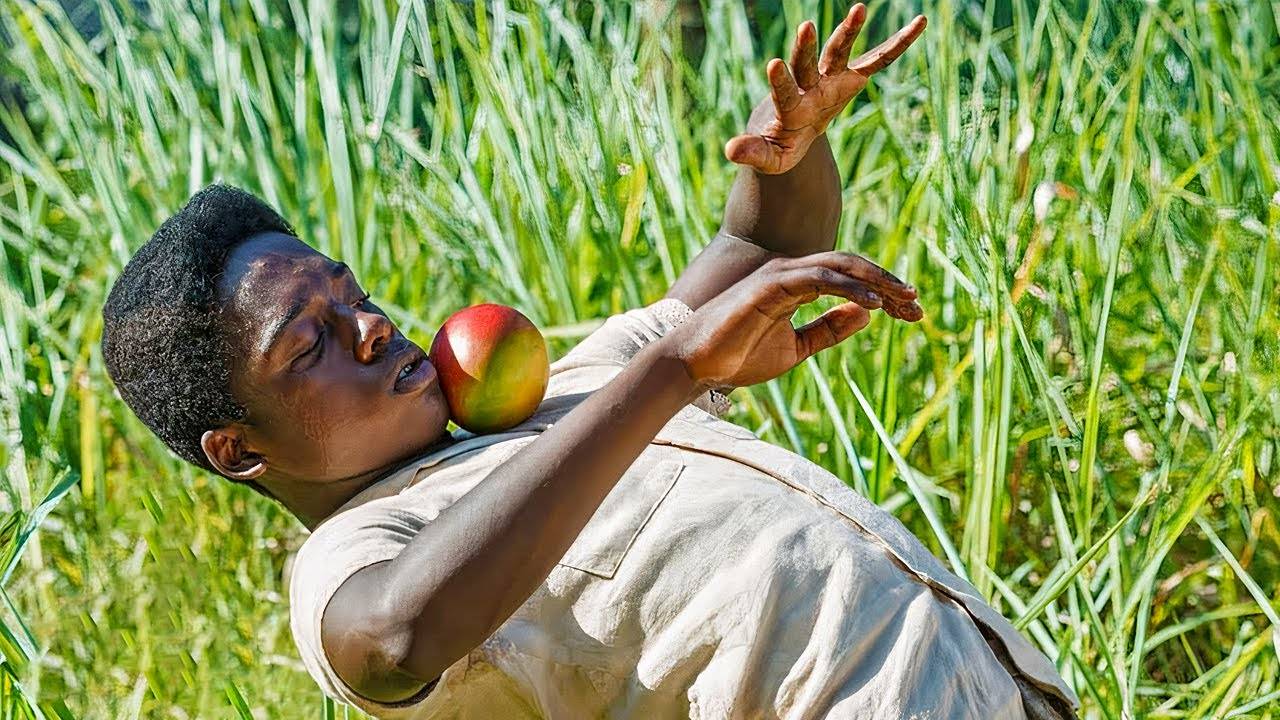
[292,329,325,371]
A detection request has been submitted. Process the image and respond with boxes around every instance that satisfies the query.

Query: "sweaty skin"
[203,232,455,528]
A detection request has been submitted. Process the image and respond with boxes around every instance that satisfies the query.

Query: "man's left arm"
[665,5,927,315]
[663,100,841,311]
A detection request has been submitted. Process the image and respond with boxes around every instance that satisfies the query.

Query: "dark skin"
[666,6,925,322]
[201,233,455,528]
[199,4,926,704]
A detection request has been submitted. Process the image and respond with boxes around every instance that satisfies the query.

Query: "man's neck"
[270,433,458,530]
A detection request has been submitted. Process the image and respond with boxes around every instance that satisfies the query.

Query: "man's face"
[215,231,450,482]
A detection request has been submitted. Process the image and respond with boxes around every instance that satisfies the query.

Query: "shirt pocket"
[555,449,685,580]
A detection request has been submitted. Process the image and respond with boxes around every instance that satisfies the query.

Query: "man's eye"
[293,330,325,371]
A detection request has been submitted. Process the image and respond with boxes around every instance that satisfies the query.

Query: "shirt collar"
[328,391,594,518]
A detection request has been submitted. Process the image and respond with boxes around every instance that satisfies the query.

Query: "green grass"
[1,0,1277,717]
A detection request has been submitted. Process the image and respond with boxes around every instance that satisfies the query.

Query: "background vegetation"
[1,0,1277,717]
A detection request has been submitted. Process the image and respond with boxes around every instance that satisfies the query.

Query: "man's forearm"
[719,108,842,255]
[664,99,842,311]
[363,338,706,687]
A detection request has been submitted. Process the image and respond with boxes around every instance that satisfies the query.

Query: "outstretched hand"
[726,4,927,175]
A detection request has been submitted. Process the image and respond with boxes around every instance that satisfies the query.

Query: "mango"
[428,303,549,434]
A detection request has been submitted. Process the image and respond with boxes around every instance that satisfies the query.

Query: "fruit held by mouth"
[428,303,549,434]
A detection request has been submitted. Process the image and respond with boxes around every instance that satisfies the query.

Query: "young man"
[102,6,1077,718]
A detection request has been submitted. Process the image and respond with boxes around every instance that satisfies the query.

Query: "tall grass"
[1,0,1276,717]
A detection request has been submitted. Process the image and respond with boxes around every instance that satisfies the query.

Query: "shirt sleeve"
[546,296,731,417]
[288,498,440,716]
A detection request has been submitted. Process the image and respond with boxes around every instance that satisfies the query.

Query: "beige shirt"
[288,298,1079,719]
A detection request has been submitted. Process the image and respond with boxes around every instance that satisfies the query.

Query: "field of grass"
[1,0,1277,717]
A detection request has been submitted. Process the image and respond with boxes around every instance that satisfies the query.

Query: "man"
[102,5,1077,718]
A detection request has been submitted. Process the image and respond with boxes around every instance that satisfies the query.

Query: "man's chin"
[410,394,456,454]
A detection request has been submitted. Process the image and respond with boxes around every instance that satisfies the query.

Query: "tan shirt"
[288,298,1079,719]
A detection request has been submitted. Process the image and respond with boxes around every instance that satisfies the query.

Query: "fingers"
[774,250,917,302]
[794,302,871,359]
[768,265,886,313]
[818,3,867,76]
[758,259,923,327]
[789,20,820,91]
[850,14,927,76]
[766,58,802,114]
[762,252,924,321]
[881,294,924,322]
[724,134,783,173]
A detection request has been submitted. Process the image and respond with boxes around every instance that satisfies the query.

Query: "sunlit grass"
[1,0,1277,717]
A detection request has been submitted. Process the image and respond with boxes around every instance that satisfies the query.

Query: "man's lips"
[389,345,437,395]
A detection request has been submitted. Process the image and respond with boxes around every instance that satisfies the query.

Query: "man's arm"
[320,340,708,702]
[663,100,841,312]
[666,7,927,315]
[318,249,915,704]
[315,5,928,704]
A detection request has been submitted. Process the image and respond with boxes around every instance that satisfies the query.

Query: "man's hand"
[665,251,922,393]
[725,4,927,175]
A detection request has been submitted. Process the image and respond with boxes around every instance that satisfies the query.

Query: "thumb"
[793,302,871,359]
[724,134,778,173]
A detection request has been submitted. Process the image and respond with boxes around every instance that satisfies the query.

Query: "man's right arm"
[320,334,709,702]
[319,251,917,704]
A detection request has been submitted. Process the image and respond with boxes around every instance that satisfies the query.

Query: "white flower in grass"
[1177,400,1208,431]
[1124,429,1154,465]
[1033,181,1056,222]
[1015,123,1034,155]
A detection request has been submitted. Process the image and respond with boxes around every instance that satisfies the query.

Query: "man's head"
[102,184,451,507]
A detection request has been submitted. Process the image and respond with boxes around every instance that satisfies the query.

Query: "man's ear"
[201,427,267,481]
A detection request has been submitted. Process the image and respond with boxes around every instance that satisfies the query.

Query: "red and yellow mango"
[428,303,549,433]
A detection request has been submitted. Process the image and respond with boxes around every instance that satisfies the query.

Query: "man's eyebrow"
[260,296,309,357]
[258,261,354,357]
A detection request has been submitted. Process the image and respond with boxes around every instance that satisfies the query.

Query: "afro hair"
[102,184,294,480]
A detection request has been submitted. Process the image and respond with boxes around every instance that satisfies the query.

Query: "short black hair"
[102,184,293,487]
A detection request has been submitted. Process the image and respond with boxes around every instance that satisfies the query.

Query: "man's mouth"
[391,348,437,395]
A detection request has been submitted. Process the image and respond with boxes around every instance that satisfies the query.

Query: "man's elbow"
[322,581,442,703]
[346,640,436,702]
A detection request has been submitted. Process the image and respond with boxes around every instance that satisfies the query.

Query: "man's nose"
[354,310,394,364]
